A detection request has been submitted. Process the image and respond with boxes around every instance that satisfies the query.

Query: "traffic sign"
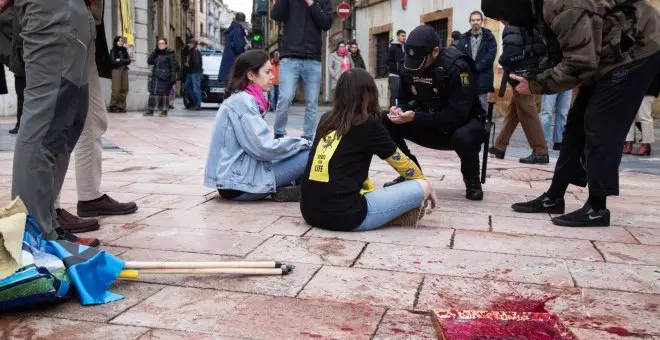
[337,2,351,20]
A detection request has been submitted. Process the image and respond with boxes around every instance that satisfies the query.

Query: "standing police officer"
[382,25,486,201]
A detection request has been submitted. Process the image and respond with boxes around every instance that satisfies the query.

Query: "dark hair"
[225,49,270,97]
[470,11,484,20]
[451,31,461,40]
[335,41,346,51]
[236,12,246,22]
[316,68,381,139]
[396,30,406,36]
[158,37,168,44]
[349,41,358,47]
[113,36,123,46]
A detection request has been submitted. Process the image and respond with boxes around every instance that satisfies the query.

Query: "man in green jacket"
[482,0,660,227]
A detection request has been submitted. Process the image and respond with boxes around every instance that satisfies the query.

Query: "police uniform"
[381,25,486,201]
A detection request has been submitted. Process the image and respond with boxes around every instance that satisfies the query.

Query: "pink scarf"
[244,83,270,114]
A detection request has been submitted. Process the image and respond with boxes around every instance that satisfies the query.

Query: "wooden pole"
[119,267,291,279]
[123,260,282,269]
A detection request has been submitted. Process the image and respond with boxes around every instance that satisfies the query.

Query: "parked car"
[184,49,226,109]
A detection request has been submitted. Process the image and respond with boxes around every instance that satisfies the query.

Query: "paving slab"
[259,216,313,236]
[119,248,320,297]
[246,235,366,266]
[594,242,660,265]
[453,230,604,261]
[306,225,454,248]
[140,208,280,232]
[133,194,209,210]
[137,329,243,340]
[110,225,269,257]
[0,316,148,340]
[298,266,423,308]
[418,210,490,231]
[373,310,437,340]
[111,286,385,339]
[355,243,574,286]
[84,223,146,244]
[98,207,165,224]
[567,261,660,294]
[626,227,660,246]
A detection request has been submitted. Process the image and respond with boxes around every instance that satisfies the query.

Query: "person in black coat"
[146,38,177,116]
[109,36,131,113]
[218,12,247,82]
[386,29,406,107]
[457,11,497,111]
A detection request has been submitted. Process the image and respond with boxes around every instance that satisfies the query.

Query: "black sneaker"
[552,143,561,151]
[464,176,484,201]
[551,203,610,227]
[488,147,505,159]
[8,125,18,134]
[56,228,101,248]
[274,134,284,139]
[384,176,407,188]
[512,193,565,214]
[520,153,550,164]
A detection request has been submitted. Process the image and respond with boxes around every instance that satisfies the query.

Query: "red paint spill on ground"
[502,268,513,274]
[488,296,557,313]
[300,332,323,338]
[439,318,564,340]
[413,261,421,264]
[606,327,632,336]
[390,328,409,334]
[339,326,353,331]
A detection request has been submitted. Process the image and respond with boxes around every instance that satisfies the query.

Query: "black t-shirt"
[300,115,398,231]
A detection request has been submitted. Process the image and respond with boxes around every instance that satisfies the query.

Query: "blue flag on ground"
[43,240,126,306]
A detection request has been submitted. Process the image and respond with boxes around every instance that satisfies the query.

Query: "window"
[200,0,204,13]
[426,18,449,48]
[374,32,390,78]
[200,23,204,36]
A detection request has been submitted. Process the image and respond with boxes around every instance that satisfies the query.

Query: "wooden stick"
[118,267,289,279]
[123,260,281,269]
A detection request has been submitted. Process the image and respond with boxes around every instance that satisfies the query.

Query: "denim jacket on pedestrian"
[204,91,312,193]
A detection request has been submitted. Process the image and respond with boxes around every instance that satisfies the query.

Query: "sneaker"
[77,194,138,218]
[56,208,100,233]
[274,134,284,139]
[384,176,407,188]
[387,203,428,226]
[551,203,610,227]
[488,147,505,159]
[464,176,484,201]
[8,125,18,134]
[57,228,100,248]
[552,143,561,151]
[512,192,565,214]
[520,153,550,164]
[272,185,301,202]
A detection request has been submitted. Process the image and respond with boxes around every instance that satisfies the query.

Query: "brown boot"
[633,143,651,156]
[77,194,138,218]
[56,209,100,233]
[623,142,634,154]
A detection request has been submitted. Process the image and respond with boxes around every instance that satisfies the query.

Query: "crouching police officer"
[382,25,486,201]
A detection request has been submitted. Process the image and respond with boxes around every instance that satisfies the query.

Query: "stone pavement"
[0,104,659,339]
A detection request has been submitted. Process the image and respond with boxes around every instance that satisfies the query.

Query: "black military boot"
[384,176,407,188]
[519,153,550,164]
[464,176,483,201]
[511,192,565,214]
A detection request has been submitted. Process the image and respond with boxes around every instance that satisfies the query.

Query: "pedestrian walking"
[146,38,177,116]
[218,12,247,83]
[182,39,203,110]
[349,41,366,69]
[329,41,353,95]
[108,36,131,113]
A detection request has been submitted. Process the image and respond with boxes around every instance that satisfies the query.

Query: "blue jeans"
[184,72,202,106]
[269,85,279,112]
[274,58,322,138]
[233,150,309,201]
[354,180,425,231]
[539,90,572,143]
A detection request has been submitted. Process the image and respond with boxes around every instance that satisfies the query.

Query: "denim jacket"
[204,91,312,193]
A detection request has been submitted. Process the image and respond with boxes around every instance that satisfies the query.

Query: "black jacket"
[457,28,497,94]
[386,40,404,74]
[351,51,366,70]
[271,0,332,61]
[110,46,131,70]
[148,48,177,95]
[648,72,660,98]
[183,46,203,74]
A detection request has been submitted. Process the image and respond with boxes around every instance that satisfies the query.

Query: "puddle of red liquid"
[605,327,632,336]
[439,318,565,340]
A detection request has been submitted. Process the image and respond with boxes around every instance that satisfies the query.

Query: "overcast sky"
[223,0,253,16]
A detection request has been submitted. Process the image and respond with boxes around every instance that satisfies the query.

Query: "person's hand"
[510,74,531,95]
[304,0,314,6]
[388,110,414,124]
[0,0,13,13]
[426,181,438,210]
[389,106,402,116]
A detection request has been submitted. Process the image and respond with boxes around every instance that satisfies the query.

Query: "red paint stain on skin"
[606,327,632,336]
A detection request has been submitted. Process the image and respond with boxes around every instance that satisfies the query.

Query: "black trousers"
[553,50,660,196]
[381,112,484,178]
[15,75,26,126]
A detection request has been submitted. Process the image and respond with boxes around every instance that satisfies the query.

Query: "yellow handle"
[119,269,139,280]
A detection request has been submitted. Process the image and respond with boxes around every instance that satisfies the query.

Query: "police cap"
[403,25,441,72]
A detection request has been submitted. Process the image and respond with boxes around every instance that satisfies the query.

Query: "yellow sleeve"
[385,148,425,180]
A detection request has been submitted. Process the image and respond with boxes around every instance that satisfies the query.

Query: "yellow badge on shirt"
[460,72,470,87]
[309,131,341,182]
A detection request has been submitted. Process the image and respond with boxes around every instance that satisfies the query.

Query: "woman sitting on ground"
[301,68,437,231]
[204,50,311,202]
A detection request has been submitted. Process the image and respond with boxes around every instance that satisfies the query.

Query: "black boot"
[464,176,484,201]
[384,176,407,188]
[9,124,19,134]
[488,147,505,159]
[512,192,565,214]
[551,202,610,227]
[519,153,550,164]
